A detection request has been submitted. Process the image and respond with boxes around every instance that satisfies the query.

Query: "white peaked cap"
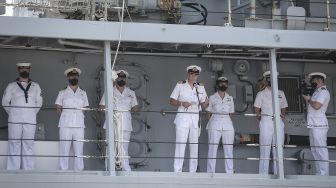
[186,65,202,73]
[16,63,31,67]
[64,67,82,76]
[308,72,327,79]
[116,70,129,77]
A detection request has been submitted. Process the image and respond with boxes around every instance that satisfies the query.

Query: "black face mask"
[267,81,271,86]
[117,80,126,87]
[311,82,317,92]
[266,78,271,86]
[19,71,29,79]
[69,78,78,86]
[218,85,227,91]
[216,80,228,91]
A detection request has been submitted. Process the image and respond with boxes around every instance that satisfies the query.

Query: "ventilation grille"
[278,76,302,113]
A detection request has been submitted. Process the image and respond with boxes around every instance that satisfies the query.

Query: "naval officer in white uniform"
[206,76,235,173]
[170,65,208,172]
[2,63,43,170]
[99,70,139,171]
[302,72,330,176]
[55,68,89,171]
[254,70,288,174]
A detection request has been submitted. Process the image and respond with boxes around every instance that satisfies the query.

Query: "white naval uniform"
[254,87,288,174]
[2,80,42,170]
[100,86,138,171]
[307,85,330,176]
[55,86,89,171]
[170,80,207,172]
[206,92,235,173]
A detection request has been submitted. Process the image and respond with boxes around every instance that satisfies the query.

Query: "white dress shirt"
[2,80,43,124]
[55,86,89,128]
[206,92,234,131]
[170,80,207,128]
[100,86,138,131]
[307,85,330,128]
[254,87,288,116]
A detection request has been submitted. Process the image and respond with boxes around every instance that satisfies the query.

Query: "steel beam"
[1,17,336,49]
[103,41,115,176]
[269,49,284,179]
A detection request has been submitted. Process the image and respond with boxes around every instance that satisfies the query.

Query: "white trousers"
[309,128,329,176]
[59,127,84,171]
[118,130,131,171]
[7,123,36,170]
[174,121,198,172]
[259,118,284,175]
[207,129,234,173]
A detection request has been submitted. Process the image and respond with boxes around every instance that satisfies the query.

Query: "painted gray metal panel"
[0,171,335,188]
[0,48,335,174]
[1,17,336,49]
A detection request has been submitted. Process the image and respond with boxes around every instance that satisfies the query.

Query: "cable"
[111,0,125,71]
[0,154,106,158]
[0,154,335,164]
[181,2,208,25]
[1,137,335,149]
[285,0,336,5]
[6,138,107,142]
[2,105,99,111]
[0,105,268,116]
[124,3,133,23]
[135,8,336,20]
[125,156,273,161]
[2,105,336,128]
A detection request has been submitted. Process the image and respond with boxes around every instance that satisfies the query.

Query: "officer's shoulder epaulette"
[177,80,186,84]
[198,82,204,86]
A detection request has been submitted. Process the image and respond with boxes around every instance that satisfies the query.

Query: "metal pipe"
[202,54,267,60]
[0,44,335,64]
[90,0,96,21]
[232,0,250,11]
[103,41,116,176]
[104,0,108,21]
[225,0,232,26]
[327,115,336,119]
[58,39,103,50]
[324,0,331,31]
[289,0,295,7]
[215,48,267,52]
[280,58,333,63]
[269,49,284,179]
[272,0,281,20]
[203,54,334,63]
[250,0,256,19]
